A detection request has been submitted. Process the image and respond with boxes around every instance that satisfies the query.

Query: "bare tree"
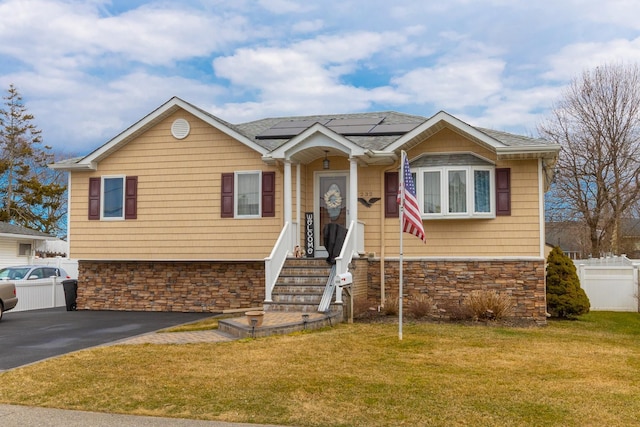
[539,63,640,256]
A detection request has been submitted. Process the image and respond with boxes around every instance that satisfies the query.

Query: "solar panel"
[326,125,377,135]
[271,119,329,128]
[326,117,384,126]
[369,123,420,135]
[255,115,418,139]
[256,127,308,139]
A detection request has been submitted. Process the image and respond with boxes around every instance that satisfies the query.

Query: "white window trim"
[234,171,262,219]
[101,175,126,221]
[416,166,495,219]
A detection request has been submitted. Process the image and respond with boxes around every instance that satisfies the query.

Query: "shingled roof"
[234,111,426,152]
[0,222,54,239]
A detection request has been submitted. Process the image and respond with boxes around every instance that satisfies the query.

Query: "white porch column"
[284,159,293,228]
[296,163,301,248]
[349,157,358,252]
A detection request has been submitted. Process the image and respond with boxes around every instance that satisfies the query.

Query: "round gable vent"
[171,118,190,139]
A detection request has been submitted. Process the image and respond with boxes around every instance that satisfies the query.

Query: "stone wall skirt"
[78,260,265,312]
[366,259,547,324]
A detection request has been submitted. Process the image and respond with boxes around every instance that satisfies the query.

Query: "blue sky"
[1,0,640,155]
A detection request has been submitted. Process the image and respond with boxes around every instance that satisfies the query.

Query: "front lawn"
[1,312,639,426]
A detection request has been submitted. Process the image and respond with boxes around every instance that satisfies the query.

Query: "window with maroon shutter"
[88,177,101,220]
[496,168,511,216]
[221,173,234,218]
[89,176,138,220]
[385,171,399,218]
[125,176,138,219]
[262,171,275,217]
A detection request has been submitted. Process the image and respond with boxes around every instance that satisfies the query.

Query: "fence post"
[635,265,640,313]
[51,276,56,307]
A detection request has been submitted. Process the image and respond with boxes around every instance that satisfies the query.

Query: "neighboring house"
[619,218,640,259]
[546,221,589,260]
[50,97,560,324]
[546,218,640,260]
[0,222,57,268]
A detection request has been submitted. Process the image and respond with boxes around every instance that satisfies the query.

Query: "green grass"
[1,312,639,426]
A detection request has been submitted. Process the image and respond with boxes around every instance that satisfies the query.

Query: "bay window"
[419,166,494,218]
[385,155,510,220]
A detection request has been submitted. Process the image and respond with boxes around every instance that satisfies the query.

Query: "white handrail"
[264,222,291,302]
[334,220,357,304]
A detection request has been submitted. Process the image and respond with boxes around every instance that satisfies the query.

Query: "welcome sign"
[305,212,314,257]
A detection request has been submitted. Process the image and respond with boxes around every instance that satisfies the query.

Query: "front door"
[315,172,349,255]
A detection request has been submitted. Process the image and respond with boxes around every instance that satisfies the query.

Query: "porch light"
[323,150,330,169]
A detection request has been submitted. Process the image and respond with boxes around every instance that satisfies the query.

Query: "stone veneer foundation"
[78,261,265,312]
[77,258,546,324]
[366,259,547,325]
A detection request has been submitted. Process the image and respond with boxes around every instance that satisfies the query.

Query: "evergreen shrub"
[546,246,590,318]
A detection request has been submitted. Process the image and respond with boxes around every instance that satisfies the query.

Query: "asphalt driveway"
[0,307,212,371]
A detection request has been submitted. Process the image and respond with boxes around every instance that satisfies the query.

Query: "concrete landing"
[218,311,342,339]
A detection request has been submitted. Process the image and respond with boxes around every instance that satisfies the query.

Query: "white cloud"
[392,58,506,109]
[22,72,224,153]
[291,19,324,34]
[543,38,640,81]
[257,0,312,14]
[0,0,251,71]
[2,0,639,153]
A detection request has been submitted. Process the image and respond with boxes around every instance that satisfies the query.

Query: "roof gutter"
[495,145,561,158]
[364,150,398,165]
[0,233,52,241]
[48,162,98,171]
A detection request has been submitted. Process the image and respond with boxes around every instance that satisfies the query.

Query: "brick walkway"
[111,311,335,345]
[115,330,235,345]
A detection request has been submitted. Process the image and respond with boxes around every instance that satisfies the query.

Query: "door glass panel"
[319,175,347,248]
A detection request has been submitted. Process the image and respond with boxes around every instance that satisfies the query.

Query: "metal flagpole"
[398,151,405,341]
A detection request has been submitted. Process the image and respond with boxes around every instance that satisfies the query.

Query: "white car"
[0,265,70,284]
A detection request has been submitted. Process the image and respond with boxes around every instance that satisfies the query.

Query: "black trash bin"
[62,279,78,311]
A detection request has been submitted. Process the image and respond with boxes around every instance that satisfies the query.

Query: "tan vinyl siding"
[381,158,541,257]
[69,111,282,260]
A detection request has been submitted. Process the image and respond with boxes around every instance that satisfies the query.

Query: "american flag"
[398,154,426,243]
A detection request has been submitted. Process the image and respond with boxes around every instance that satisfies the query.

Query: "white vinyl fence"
[11,258,79,312]
[575,257,640,312]
[13,278,67,312]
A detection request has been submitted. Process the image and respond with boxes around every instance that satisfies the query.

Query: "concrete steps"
[218,258,343,339]
[264,258,337,313]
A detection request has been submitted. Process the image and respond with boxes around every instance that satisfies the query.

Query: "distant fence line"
[574,256,639,312]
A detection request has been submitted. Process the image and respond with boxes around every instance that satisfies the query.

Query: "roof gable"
[51,97,268,171]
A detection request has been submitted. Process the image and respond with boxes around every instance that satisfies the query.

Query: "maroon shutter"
[384,172,399,218]
[262,171,276,217]
[125,176,138,219]
[88,177,101,220]
[496,168,511,216]
[221,173,234,218]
